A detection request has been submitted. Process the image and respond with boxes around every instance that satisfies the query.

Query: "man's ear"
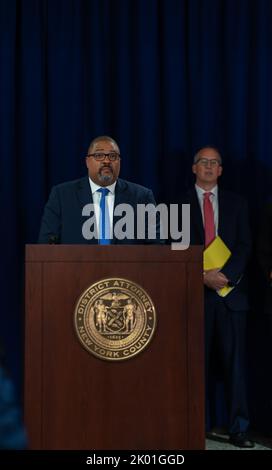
[192,164,196,175]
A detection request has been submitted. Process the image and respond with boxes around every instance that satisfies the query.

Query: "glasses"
[195,158,221,167]
[87,152,121,162]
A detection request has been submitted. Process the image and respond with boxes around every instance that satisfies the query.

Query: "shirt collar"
[195,184,218,198]
[89,177,117,195]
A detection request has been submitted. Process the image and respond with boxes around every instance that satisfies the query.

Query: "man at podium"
[186,146,254,448]
[38,135,160,244]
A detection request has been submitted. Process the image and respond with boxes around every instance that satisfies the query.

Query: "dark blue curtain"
[1,0,272,432]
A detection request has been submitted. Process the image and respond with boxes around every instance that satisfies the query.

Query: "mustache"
[99,164,113,172]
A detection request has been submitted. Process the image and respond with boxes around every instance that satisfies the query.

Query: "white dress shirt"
[88,178,117,239]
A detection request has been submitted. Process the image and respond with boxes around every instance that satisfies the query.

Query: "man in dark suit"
[257,203,272,315]
[188,146,254,448]
[257,203,272,435]
[38,135,160,244]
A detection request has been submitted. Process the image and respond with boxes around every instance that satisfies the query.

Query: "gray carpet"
[206,438,271,450]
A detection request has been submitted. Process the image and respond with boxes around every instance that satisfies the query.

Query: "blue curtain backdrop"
[1,0,272,433]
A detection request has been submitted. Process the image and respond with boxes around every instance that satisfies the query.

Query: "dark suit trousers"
[205,292,249,434]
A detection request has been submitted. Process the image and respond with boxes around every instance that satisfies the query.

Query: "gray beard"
[98,173,113,184]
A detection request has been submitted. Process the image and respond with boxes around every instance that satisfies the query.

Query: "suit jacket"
[257,203,272,314]
[186,187,251,311]
[38,176,160,245]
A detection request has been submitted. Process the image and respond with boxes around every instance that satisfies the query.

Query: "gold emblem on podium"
[74,278,156,361]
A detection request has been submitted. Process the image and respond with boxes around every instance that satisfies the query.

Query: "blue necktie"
[97,188,111,245]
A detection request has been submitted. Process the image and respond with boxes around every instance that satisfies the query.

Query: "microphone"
[48,234,59,244]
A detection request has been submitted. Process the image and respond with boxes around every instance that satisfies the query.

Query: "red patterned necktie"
[203,192,215,247]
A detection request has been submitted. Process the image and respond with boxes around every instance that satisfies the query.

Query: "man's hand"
[203,268,229,291]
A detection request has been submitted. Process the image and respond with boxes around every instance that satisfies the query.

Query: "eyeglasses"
[87,152,121,162]
[195,158,221,167]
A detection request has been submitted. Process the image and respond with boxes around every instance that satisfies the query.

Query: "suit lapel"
[76,176,93,207]
[76,176,97,244]
[218,188,230,236]
[189,188,205,244]
[112,178,128,244]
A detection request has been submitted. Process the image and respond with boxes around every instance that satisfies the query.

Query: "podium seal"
[74,278,156,361]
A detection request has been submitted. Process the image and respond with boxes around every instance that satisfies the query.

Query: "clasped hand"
[203,268,229,291]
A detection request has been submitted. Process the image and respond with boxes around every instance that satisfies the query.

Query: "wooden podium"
[25,245,204,450]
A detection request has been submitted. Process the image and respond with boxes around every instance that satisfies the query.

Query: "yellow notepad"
[203,236,233,297]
